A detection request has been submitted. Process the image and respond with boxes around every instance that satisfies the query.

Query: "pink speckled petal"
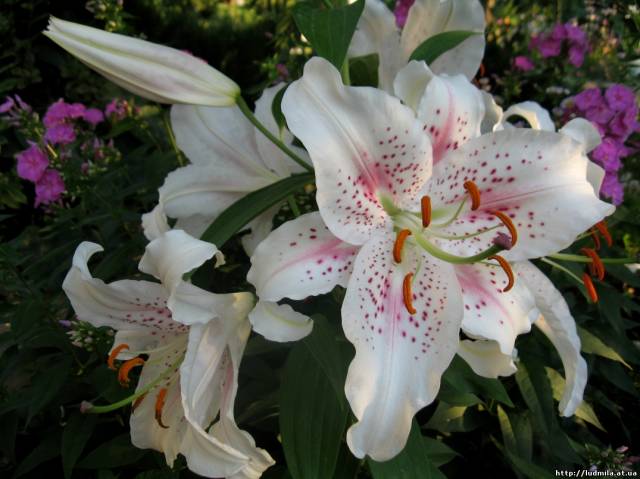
[247,212,359,302]
[343,232,463,460]
[62,242,187,337]
[426,129,615,261]
[455,263,538,354]
[282,58,433,245]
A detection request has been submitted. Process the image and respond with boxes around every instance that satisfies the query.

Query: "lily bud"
[44,17,240,106]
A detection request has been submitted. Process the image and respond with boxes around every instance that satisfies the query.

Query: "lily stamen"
[580,247,605,280]
[421,196,432,227]
[492,211,518,247]
[393,229,412,263]
[132,393,147,412]
[108,343,129,370]
[594,221,613,247]
[589,227,601,250]
[155,388,170,429]
[118,357,145,386]
[488,255,514,292]
[402,273,416,315]
[463,180,481,211]
[582,273,599,302]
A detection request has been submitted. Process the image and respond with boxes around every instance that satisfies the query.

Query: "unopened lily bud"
[44,17,240,106]
[79,401,94,413]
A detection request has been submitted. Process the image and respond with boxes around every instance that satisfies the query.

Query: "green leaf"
[349,53,379,87]
[61,414,97,479]
[271,85,289,133]
[368,421,445,479]
[422,437,459,467]
[200,173,314,248]
[279,317,349,479]
[77,434,147,469]
[545,367,605,431]
[442,356,514,407]
[492,438,554,479]
[27,357,72,424]
[292,0,365,69]
[409,30,480,64]
[425,402,485,433]
[578,326,631,368]
[12,434,60,479]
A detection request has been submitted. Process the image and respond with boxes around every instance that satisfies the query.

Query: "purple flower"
[16,143,49,182]
[574,88,603,111]
[537,36,563,58]
[514,56,535,71]
[44,99,86,128]
[609,107,639,140]
[83,108,104,125]
[568,45,586,67]
[550,23,567,41]
[565,24,587,46]
[45,123,76,145]
[0,96,15,113]
[605,84,636,111]
[35,169,65,206]
[600,172,624,205]
[585,103,615,126]
[394,0,415,28]
[591,138,624,172]
[105,99,128,120]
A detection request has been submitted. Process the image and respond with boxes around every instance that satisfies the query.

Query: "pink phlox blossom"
[16,143,49,182]
[44,123,76,145]
[394,0,415,28]
[83,108,104,125]
[514,56,535,71]
[35,169,65,206]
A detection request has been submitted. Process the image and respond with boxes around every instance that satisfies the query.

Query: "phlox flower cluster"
[563,84,639,205]
[515,22,589,71]
[1,95,131,207]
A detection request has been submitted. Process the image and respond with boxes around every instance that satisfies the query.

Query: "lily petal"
[501,101,555,131]
[240,204,281,257]
[247,212,358,302]
[249,301,313,342]
[457,339,517,378]
[282,58,433,245]
[142,204,170,242]
[45,17,239,106]
[139,230,224,325]
[559,118,604,194]
[455,263,538,354]
[343,233,463,460]
[349,0,403,91]
[515,261,587,416]
[62,242,186,336]
[428,129,615,261]
[401,0,485,80]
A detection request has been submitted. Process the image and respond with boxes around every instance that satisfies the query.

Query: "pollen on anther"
[108,343,129,370]
[492,210,518,247]
[154,388,170,429]
[403,273,417,315]
[463,180,481,210]
[393,229,412,263]
[118,357,145,386]
[421,195,432,227]
[489,255,515,292]
[581,247,605,280]
[582,273,599,302]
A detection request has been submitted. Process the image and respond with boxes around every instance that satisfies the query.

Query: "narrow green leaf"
[271,85,289,133]
[292,0,365,69]
[349,53,379,87]
[422,437,459,467]
[368,421,445,479]
[12,434,60,479]
[492,438,554,479]
[200,173,314,248]
[280,317,349,479]
[578,326,631,368]
[497,405,518,456]
[27,357,72,424]
[77,434,146,469]
[61,414,97,479]
[409,30,480,64]
[442,356,513,407]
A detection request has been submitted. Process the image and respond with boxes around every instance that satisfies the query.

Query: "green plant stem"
[540,257,584,284]
[237,96,313,172]
[163,110,185,166]
[548,253,637,264]
[341,59,351,85]
[288,196,301,217]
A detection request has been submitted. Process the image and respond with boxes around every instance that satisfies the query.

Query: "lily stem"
[540,257,584,284]
[549,253,637,264]
[237,96,313,172]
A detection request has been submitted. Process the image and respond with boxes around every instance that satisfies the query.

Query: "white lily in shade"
[142,84,307,253]
[62,230,274,478]
[44,17,239,106]
[349,0,485,91]
[247,57,613,460]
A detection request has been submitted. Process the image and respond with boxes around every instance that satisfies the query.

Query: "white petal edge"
[249,301,313,342]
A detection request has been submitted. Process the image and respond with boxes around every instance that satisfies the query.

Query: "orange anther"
[463,180,481,211]
[582,273,599,302]
[421,195,432,227]
[118,357,145,386]
[594,221,612,247]
[132,393,147,412]
[107,343,129,370]
[492,211,518,247]
[581,247,605,280]
[489,255,515,292]
[589,228,601,250]
[402,273,417,315]
[155,388,169,429]
[393,229,412,263]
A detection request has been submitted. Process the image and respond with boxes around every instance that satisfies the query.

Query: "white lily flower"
[349,0,485,91]
[142,84,307,253]
[247,57,613,460]
[44,17,239,106]
[63,231,274,478]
